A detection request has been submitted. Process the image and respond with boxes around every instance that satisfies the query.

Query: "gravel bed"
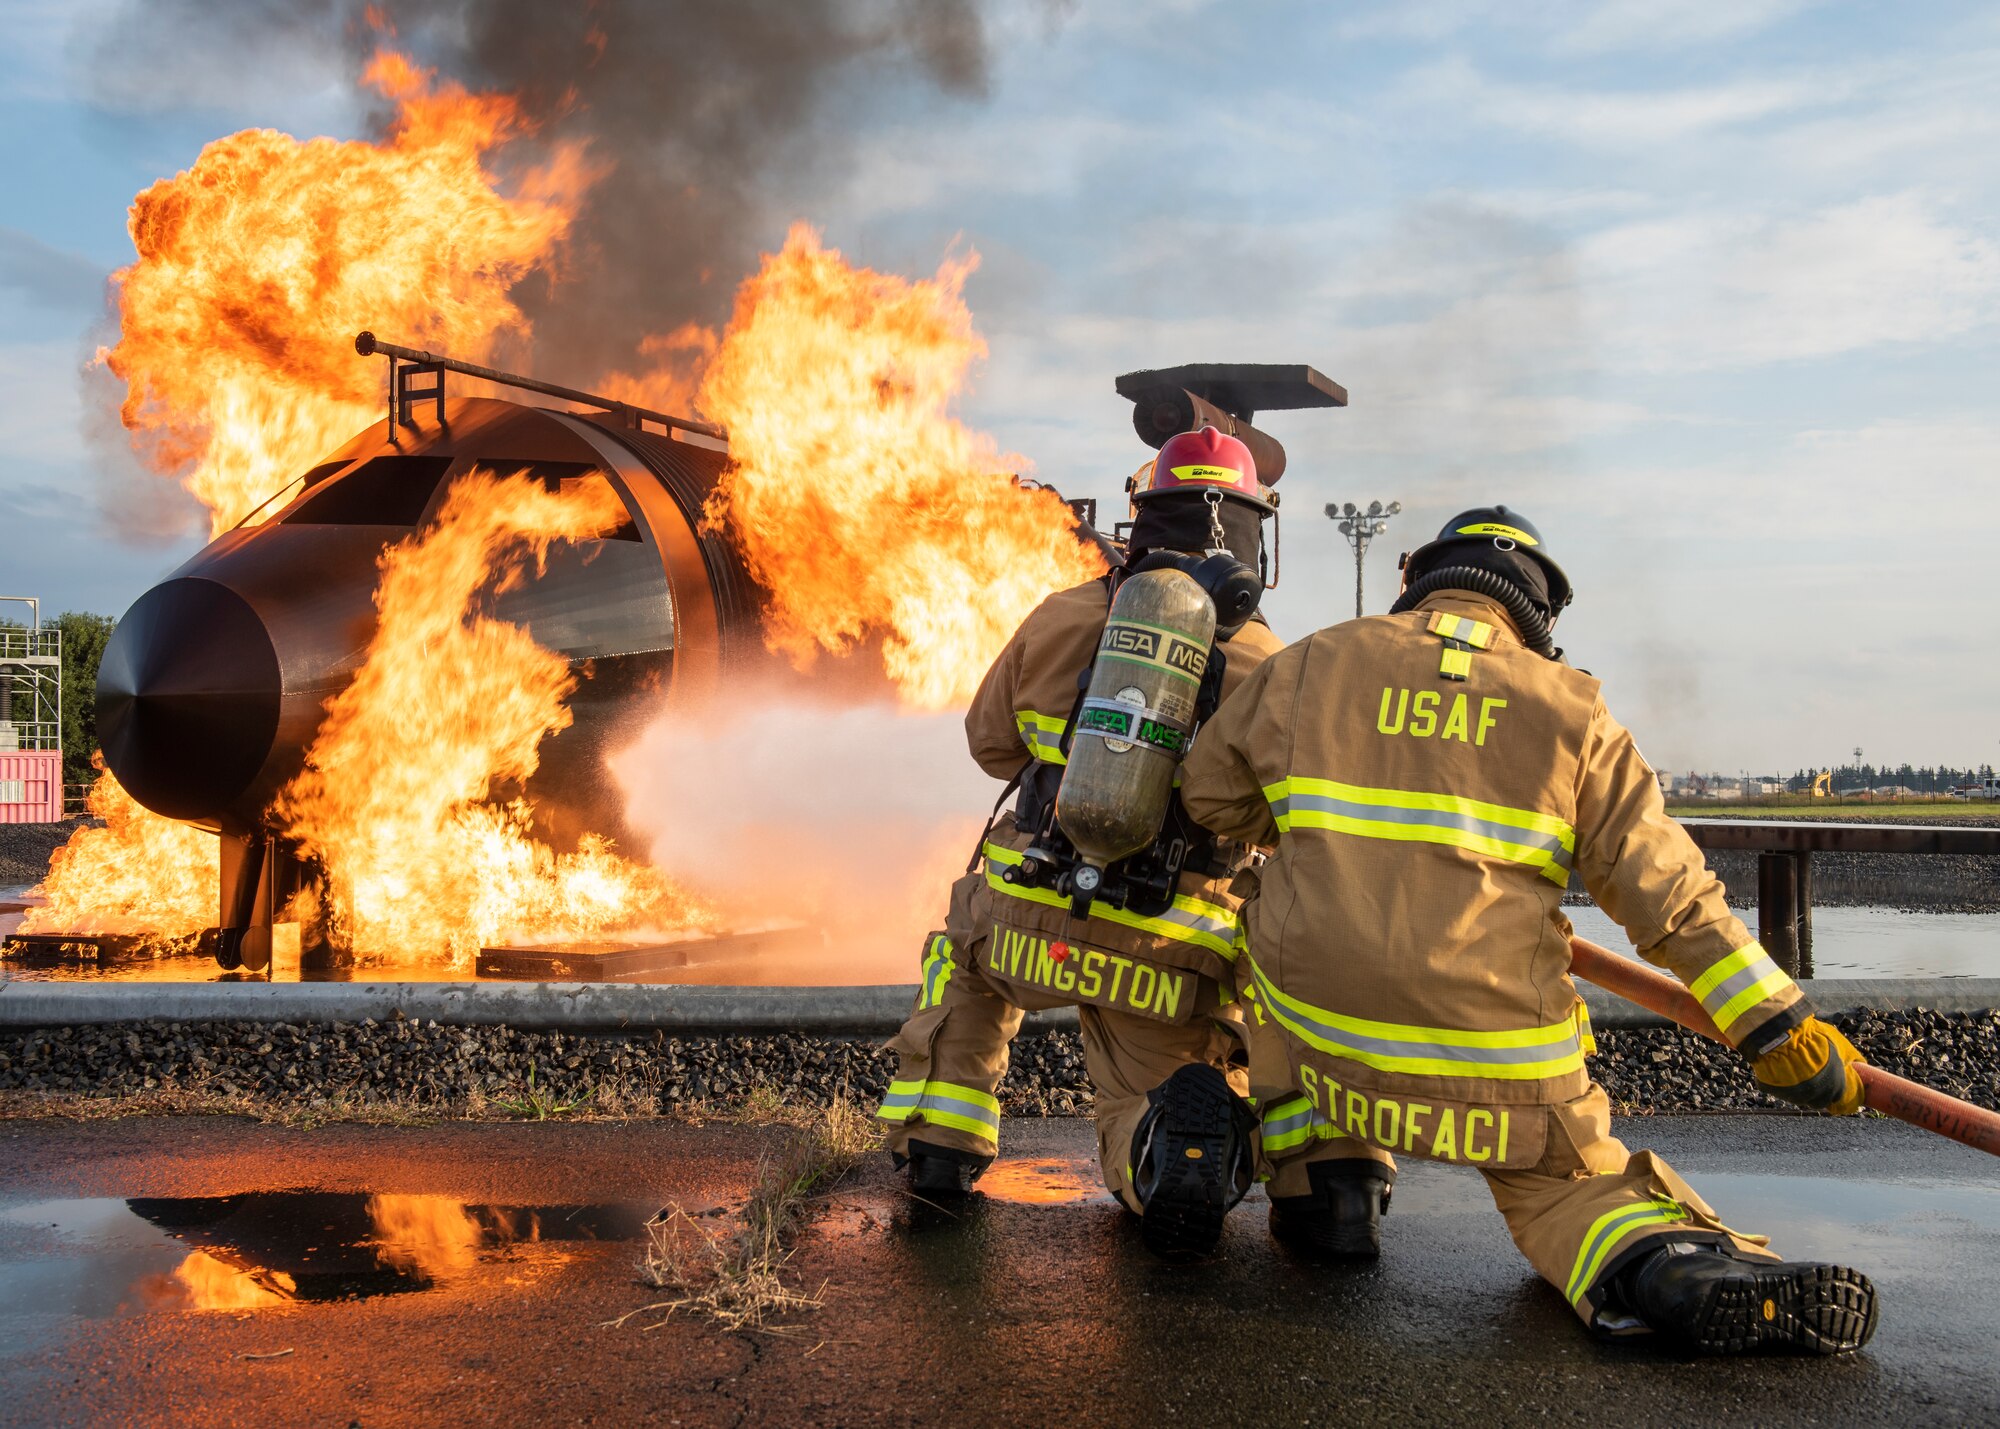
[0,1019,1092,1118]
[2,1008,1994,1119]
[1703,849,2000,915]
[0,819,88,886]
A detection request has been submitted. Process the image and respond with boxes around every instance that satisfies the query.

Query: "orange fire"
[269,470,711,966]
[699,225,1104,709]
[100,48,595,536]
[49,52,1102,965]
[596,321,720,418]
[367,1194,485,1279]
[20,768,218,950]
[143,1251,297,1311]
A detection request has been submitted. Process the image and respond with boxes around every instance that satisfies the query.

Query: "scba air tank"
[1055,568,1218,892]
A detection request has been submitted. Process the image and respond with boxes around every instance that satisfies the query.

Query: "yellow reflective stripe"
[1575,1000,1597,1056]
[1688,943,1767,1001]
[876,1076,1001,1141]
[980,842,1240,958]
[917,933,955,1010]
[1440,646,1474,679]
[1260,1094,1320,1153]
[1427,611,1496,649]
[1263,777,1574,888]
[1280,778,1573,843]
[903,1108,998,1140]
[1687,942,1797,1035]
[1713,971,1796,1034]
[1014,710,1069,765]
[1566,1198,1687,1305]
[1245,953,1586,1080]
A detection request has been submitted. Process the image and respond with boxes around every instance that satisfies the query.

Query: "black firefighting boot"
[897,1140,992,1197]
[1620,1243,1879,1355]
[1130,1062,1256,1261]
[1268,1159,1395,1259]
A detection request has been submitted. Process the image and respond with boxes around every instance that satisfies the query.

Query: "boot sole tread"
[1140,1066,1237,1261]
[1688,1264,1878,1355]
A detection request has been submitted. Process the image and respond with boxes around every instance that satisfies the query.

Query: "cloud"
[1552,411,2000,767]
[1583,192,2000,371]
[0,0,86,101]
[0,228,107,313]
[0,336,92,464]
[1337,0,1819,54]
[1551,0,1819,56]
[1404,56,1837,150]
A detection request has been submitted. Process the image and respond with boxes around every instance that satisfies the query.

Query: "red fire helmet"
[1132,426,1271,512]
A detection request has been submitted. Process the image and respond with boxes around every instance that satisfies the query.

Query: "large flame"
[366,1194,485,1279]
[20,769,218,950]
[100,49,595,536]
[699,225,1104,709]
[145,1252,297,1311]
[269,470,710,966]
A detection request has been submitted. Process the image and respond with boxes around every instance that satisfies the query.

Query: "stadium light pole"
[1326,499,1402,619]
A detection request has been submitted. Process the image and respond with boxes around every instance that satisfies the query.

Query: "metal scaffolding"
[0,597,61,754]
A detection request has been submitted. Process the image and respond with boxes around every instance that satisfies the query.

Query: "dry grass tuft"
[609,1093,878,1336]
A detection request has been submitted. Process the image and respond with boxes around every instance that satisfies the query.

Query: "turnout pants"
[878,876,1385,1213]
[1261,1075,1779,1328]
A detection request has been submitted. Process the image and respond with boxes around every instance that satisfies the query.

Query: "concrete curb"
[1,977,1996,1034]
[0,980,1078,1035]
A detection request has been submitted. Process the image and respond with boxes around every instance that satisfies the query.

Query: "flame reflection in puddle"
[0,1191,652,1327]
[977,1159,1112,1206]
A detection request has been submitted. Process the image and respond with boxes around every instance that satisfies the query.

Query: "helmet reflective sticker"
[1168,464,1246,485]
[1454,521,1539,546]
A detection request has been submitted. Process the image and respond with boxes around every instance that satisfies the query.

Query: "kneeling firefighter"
[1179,506,1880,1352]
[876,426,1396,1258]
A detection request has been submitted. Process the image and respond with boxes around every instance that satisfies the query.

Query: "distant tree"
[55,612,114,788]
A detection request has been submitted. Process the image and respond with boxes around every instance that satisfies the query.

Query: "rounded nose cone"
[97,578,282,821]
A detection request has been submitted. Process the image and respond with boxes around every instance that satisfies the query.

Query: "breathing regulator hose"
[1389,565,1560,659]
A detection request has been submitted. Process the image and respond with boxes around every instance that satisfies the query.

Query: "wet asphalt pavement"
[0,1113,1994,1428]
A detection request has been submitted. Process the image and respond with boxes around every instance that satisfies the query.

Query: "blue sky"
[3,0,1997,774]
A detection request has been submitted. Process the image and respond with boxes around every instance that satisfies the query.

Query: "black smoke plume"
[86,0,992,390]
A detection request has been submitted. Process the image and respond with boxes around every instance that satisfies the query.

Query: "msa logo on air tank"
[1099,622,1208,680]
[1077,698,1188,755]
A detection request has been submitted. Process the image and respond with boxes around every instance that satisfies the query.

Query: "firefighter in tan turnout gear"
[1179,506,1881,1353]
[877,427,1394,1259]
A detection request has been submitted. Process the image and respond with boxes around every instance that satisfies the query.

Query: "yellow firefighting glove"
[1751,1016,1867,1115]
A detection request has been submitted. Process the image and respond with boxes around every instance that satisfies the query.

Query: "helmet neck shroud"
[1127,492,1264,570]
[1406,539,1552,617]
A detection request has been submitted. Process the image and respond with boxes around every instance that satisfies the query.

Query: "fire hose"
[1568,936,2000,1159]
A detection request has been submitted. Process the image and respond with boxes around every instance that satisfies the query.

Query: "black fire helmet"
[1399,505,1573,613]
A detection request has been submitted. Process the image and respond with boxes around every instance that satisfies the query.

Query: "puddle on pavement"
[0,1191,652,1337]
[976,1158,1113,1206]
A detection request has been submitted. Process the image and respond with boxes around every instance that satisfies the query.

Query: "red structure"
[0,750,62,823]
[1,598,63,823]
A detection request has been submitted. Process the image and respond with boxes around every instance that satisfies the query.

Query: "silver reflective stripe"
[1699,953,1783,1016]
[1262,1105,1314,1140]
[1272,789,1573,876]
[1148,901,1238,945]
[877,1087,999,1129]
